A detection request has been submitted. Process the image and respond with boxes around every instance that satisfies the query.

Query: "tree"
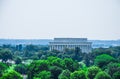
[0,70,23,79]
[37,51,43,59]
[27,60,49,79]
[14,64,27,74]
[70,70,88,79]
[39,46,49,51]
[74,47,82,61]
[0,49,13,62]
[113,71,120,79]
[49,66,62,79]
[15,57,22,64]
[94,54,115,69]
[34,70,51,79]
[25,45,38,52]
[63,58,79,72]
[106,62,120,78]
[47,56,63,68]
[0,62,8,77]
[94,71,112,79]
[58,69,71,79]
[87,66,101,79]
[16,44,22,51]
[79,62,87,72]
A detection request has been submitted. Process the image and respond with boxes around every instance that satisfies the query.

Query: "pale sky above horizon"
[0,0,120,40]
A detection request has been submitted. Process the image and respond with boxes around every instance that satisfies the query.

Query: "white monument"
[49,38,92,53]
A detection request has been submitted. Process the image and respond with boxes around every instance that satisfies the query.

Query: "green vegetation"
[0,62,8,77]
[113,71,120,79]
[94,71,112,79]
[0,45,120,79]
[63,58,79,72]
[0,49,13,62]
[94,54,115,69]
[28,60,50,79]
[14,64,27,74]
[58,69,70,79]
[106,62,120,78]
[70,70,87,79]
[0,70,23,79]
[87,66,101,79]
[15,57,22,64]
[34,71,51,79]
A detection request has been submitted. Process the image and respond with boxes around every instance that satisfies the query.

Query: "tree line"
[0,44,120,79]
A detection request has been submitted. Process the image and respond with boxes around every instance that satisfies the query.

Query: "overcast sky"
[0,0,120,40]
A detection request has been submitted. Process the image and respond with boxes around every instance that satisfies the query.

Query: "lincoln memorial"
[49,38,92,53]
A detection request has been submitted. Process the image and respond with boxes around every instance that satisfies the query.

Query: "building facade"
[49,38,92,53]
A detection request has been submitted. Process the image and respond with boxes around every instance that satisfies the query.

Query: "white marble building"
[49,38,92,53]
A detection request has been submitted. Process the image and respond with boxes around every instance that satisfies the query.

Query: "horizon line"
[0,38,120,41]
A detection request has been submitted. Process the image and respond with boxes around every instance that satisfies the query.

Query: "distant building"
[49,38,92,53]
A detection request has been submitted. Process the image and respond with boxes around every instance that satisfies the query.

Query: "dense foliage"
[70,70,87,79]
[0,45,120,79]
[0,70,23,79]
[94,54,115,69]
[94,71,112,79]
[0,62,8,77]
[87,66,101,79]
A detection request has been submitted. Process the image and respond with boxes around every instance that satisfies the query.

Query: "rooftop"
[53,38,88,42]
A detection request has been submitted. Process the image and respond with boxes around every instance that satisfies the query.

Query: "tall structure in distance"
[49,38,92,53]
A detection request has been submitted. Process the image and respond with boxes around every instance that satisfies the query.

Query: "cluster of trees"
[0,55,119,79]
[0,44,120,79]
[0,62,23,79]
[27,54,120,79]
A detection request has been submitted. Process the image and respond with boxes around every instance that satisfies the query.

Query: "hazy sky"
[0,0,120,40]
